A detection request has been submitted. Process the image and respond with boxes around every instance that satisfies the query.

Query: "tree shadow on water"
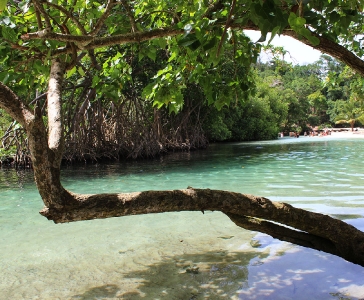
[71,284,119,299]
[120,250,264,300]
[69,250,264,300]
[68,245,364,300]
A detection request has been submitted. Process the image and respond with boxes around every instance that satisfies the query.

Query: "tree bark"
[0,62,72,208]
[31,59,73,208]
[47,59,65,166]
[283,30,364,78]
[39,188,364,267]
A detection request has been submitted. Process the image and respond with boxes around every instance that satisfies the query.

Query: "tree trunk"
[28,59,73,208]
[0,60,73,208]
[1,61,364,269]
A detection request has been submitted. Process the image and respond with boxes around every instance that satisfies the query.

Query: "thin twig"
[217,0,236,57]
[121,0,138,33]
[32,0,52,30]
[45,1,87,35]
[90,0,116,36]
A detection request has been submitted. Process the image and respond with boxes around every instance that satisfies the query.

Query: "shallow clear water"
[1,136,364,299]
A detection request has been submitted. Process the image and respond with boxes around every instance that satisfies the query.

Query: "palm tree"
[334,96,364,131]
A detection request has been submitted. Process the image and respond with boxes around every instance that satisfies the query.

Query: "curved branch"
[34,2,43,29]
[89,27,183,47]
[32,0,52,30]
[22,27,182,47]
[202,0,224,18]
[21,31,94,44]
[226,213,341,259]
[39,188,364,267]
[0,81,69,208]
[89,0,116,36]
[22,19,364,77]
[217,0,236,57]
[121,0,138,33]
[45,1,88,35]
[136,10,181,24]
[0,82,34,128]
[236,23,364,76]
[283,30,364,77]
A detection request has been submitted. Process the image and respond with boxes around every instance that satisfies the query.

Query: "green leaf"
[78,67,85,76]
[0,72,9,84]
[188,40,201,51]
[330,11,340,23]
[2,26,16,41]
[257,33,267,43]
[268,26,281,44]
[66,66,77,78]
[0,0,7,12]
[305,34,320,46]
[203,37,217,51]
[157,38,167,48]
[147,47,156,61]
[91,75,100,88]
[142,83,156,99]
[288,13,306,28]
[168,51,177,62]
[178,34,198,47]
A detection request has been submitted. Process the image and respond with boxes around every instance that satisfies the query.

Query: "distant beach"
[328,130,364,138]
[297,128,364,139]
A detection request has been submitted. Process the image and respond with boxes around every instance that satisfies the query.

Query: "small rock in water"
[250,239,262,248]
[185,265,199,274]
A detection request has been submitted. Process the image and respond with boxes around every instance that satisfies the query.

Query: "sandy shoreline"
[320,130,364,138]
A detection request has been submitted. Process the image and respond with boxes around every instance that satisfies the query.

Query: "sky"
[245,30,323,65]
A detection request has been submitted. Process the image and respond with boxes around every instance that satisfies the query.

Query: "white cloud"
[245,30,323,65]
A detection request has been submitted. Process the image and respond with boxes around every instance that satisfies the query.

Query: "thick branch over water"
[21,23,364,77]
[40,188,364,267]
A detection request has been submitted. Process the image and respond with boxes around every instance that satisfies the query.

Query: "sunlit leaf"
[0,0,7,12]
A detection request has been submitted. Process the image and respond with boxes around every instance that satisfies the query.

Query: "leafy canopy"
[0,0,363,112]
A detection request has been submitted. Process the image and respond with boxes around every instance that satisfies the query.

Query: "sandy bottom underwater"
[1,209,364,300]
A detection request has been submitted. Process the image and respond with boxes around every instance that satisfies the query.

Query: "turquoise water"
[1,136,364,299]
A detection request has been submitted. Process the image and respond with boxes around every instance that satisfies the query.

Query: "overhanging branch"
[20,20,364,77]
[226,213,340,258]
[284,30,364,77]
[39,188,364,267]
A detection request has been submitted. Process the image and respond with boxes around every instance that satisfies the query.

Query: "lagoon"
[1,136,364,299]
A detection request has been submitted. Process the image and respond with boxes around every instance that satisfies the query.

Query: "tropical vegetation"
[1,0,364,267]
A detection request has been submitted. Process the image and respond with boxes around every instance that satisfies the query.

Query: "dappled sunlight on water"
[1,137,364,299]
[238,234,364,300]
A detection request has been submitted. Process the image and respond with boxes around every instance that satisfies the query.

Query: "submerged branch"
[40,188,364,267]
[226,213,340,258]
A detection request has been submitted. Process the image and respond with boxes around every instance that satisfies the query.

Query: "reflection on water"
[1,136,364,299]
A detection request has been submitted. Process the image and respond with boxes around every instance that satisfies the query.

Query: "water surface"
[1,136,364,299]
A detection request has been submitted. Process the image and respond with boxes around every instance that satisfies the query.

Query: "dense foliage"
[1,0,364,268]
[1,0,364,163]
